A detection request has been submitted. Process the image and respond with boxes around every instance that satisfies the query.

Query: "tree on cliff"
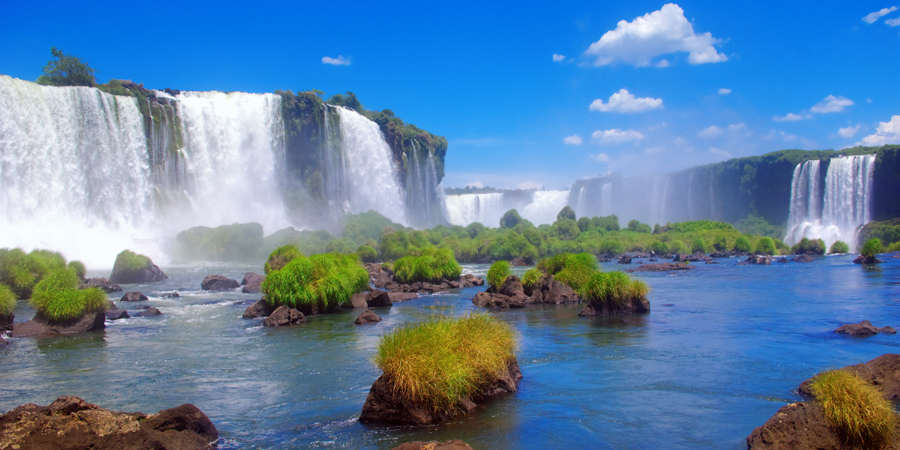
[36,47,96,87]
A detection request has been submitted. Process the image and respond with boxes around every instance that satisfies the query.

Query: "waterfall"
[784,155,875,252]
[575,187,587,218]
[333,107,407,225]
[522,190,571,225]
[444,193,505,226]
[320,105,348,218]
[600,183,613,217]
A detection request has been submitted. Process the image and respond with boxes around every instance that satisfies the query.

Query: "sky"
[1,0,898,190]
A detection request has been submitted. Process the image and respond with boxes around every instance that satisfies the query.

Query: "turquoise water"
[1,255,898,449]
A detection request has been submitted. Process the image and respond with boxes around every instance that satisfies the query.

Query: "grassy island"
[260,252,368,314]
[30,268,106,322]
[809,370,896,448]
[374,313,515,412]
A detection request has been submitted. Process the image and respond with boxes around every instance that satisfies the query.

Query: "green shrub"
[791,237,826,255]
[393,248,462,284]
[67,260,87,279]
[374,313,515,412]
[713,236,728,252]
[500,209,524,229]
[356,245,378,263]
[598,239,624,256]
[552,253,598,291]
[888,241,900,252]
[260,253,368,313]
[829,241,850,254]
[860,238,884,258]
[487,260,512,289]
[264,244,302,274]
[733,236,752,253]
[557,206,576,221]
[29,269,107,322]
[669,240,687,254]
[691,238,708,254]
[627,220,652,233]
[578,271,649,307]
[755,237,776,255]
[0,284,16,316]
[665,220,737,233]
[809,370,895,448]
[521,268,543,290]
[0,247,69,299]
[649,241,669,255]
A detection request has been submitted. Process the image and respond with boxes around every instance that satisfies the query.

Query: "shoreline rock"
[391,441,474,450]
[82,277,122,293]
[242,299,275,319]
[263,305,306,326]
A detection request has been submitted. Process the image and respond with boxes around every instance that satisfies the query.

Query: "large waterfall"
[784,155,876,251]
[444,193,506,226]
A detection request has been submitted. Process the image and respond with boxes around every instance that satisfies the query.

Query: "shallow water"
[1,256,898,449]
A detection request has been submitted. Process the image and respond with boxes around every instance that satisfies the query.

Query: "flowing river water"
[1,255,898,449]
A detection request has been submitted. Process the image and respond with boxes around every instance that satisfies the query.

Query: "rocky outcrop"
[109,258,168,285]
[11,311,105,338]
[791,254,816,263]
[854,255,884,264]
[618,255,633,264]
[626,263,695,273]
[240,272,264,294]
[835,320,897,336]
[366,263,393,288]
[526,276,580,305]
[105,309,130,321]
[459,274,485,288]
[0,396,217,450]
[391,441,474,450]
[121,292,148,302]
[360,357,522,426]
[82,277,122,293]
[579,296,650,316]
[263,305,306,326]
[472,291,524,309]
[739,255,774,265]
[388,292,418,302]
[0,311,13,331]
[201,275,239,291]
[242,299,275,319]
[366,289,392,307]
[345,292,369,309]
[354,310,382,325]
[510,257,528,266]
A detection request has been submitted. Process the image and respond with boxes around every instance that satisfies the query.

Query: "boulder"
[201,275,239,291]
[510,257,528,266]
[472,291,524,309]
[263,305,306,326]
[240,272,264,294]
[388,292,418,303]
[121,292,148,302]
[835,320,897,336]
[366,289,393,308]
[392,441,474,450]
[742,255,773,265]
[11,311,106,337]
[161,292,180,298]
[854,255,884,264]
[109,259,168,285]
[0,396,217,450]
[138,307,162,317]
[541,278,580,304]
[360,357,522,426]
[242,299,275,319]
[82,277,123,293]
[366,263,394,288]
[597,255,613,262]
[105,310,130,321]
[345,292,370,309]
[498,276,528,304]
[0,311,13,331]
[618,255,633,264]
[791,254,816,263]
[672,254,690,262]
[579,296,650,317]
[459,274,484,288]
[355,310,382,325]
[626,263,695,273]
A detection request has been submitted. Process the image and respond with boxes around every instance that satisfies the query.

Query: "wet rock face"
[242,299,275,319]
[240,272,264,294]
[0,395,218,450]
[263,305,306,326]
[110,260,168,285]
[201,275,240,291]
[354,310,382,325]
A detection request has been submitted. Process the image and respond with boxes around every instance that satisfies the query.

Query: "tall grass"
[113,250,150,272]
[261,252,368,313]
[861,238,884,258]
[264,244,302,274]
[0,247,70,299]
[810,370,896,448]
[374,313,516,412]
[521,268,543,290]
[29,269,107,322]
[0,284,16,316]
[487,260,511,289]
[393,247,462,284]
[578,271,649,307]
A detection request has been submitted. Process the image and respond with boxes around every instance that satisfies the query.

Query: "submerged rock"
[791,254,816,263]
[354,310,382,325]
[387,292,418,302]
[240,272,264,294]
[121,292,148,302]
[105,310,130,321]
[201,275,240,291]
[854,255,884,264]
[835,320,897,336]
[138,307,162,317]
[242,299,274,319]
[263,305,306,326]
[0,395,217,450]
[391,441,474,450]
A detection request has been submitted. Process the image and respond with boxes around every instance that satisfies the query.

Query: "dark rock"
[138,307,162,317]
[121,292,148,302]
[109,259,168,284]
[854,255,884,264]
[0,312,13,331]
[263,305,306,326]
[834,320,896,336]
[391,440,474,450]
[11,311,106,337]
[366,289,393,308]
[366,263,394,288]
[242,299,274,319]
[618,254,633,264]
[744,255,773,265]
[709,251,735,258]
[541,278,579,304]
[105,310,130,321]
[498,276,528,304]
[626,263,695,273]
[459,274,484,288]
[0,336,6,346]
[384,281,401,291]
[672,254,690,262]
[472,291,523,309]
[791,254,816,263]
[161,292,180,298]
[82,277,123,293]
[355,310,383,325]
[201,275,239,291]
[345,292,370,309]
[240,272,264,293]
[597,255,613,262]
[446,280,461,289]
[360,357,522,426]
[0,395,217,450]
[579,296,650,316]
[510,257,528,266]
[388,292,418,302]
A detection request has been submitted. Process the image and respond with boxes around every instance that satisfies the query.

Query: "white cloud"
[727,122,746,131]
[718,88,732,95]
[518,181,544,190]
[810,95,853,113]
[655,59,670,68]
[322,55,351,66]
[553,54,565,62]
[589,89,663,113]
[773,113,806,122]
[709,147,732,158]
[592,128,645,144]
[857,115,900,146]
[887,17,900,26]
[466,181,484,188]
[563,135,583,145]
[863,6,898,23]
[697,125,723,139]
[584,3,728,67]
[590,153,610,162]
[838,125,861,138]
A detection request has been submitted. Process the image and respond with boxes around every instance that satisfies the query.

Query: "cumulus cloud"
[592,129,645,144]
[322,55,351,66]
[727,122,746,131]
[563,135,583,145]
[656,59,671,68]
[857,115,900,146]
[697,125,723,138]
[773,113,807,122]
[553,54,565,62]
[838,125,861,138]
[863,6,898,23]
[518,181,544,190]
[810,95,853,113]
[887,17,900,26]
[466,181,484,188]
[718,88,731,95]
[584,3,728,67]
[589,89,663,113]
[590,153,610,162]
[709,147,731,158]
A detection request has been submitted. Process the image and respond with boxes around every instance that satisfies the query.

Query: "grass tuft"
[113,250,150,273]
[487,260,511,289]
[810,370,896,448]
[393,248,462,284]
[264,244,302,274]
[261,252,368,313]
[578,271,649,307]
[521,268,543,290]
[29,268,107,322]
[374,313,515,412]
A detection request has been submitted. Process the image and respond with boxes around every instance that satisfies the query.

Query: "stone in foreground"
[354,310,382,325]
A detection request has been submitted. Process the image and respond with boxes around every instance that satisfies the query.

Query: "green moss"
[393,248,462,284]
[113,250,151,273]
[260,253,368,314]
[29,269,107,322]
[809,370,896,448]
[264,244,303,275]
[0,284,16,316]
[860,238,884,258]
[487,261,512,289]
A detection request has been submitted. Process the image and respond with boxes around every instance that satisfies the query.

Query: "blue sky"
[1,1,898,190]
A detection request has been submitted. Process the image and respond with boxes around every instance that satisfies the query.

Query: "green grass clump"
[113,250,150,273]
[264,244,302,274]
[67,260,86,279]
[810,370,896,448]
[733,236,751,253]
[829,241,850,254]
[792,237,826,255]
[578,271,649,307]
[393,248,462,284]
[0,284,16,316]
[487,260,512,289]
[261,252,368,313]
[374,313,516,412]
[551,253,598,291]
[521,268,543,290]
[356,245,378,263]
[0,247,70,299]
[860,238,884,258]
[755,237,776,255]
[29,268,107,322]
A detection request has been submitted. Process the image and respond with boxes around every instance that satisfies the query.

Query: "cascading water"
[784,155,875,251]
[521,190,571,225]
[575,187,587,218]
[600,183,613,217]
[444,193,506,226]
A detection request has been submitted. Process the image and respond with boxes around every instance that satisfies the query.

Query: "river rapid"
[1,255,898,449]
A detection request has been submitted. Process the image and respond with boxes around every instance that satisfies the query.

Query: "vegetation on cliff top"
[374,313,516,412]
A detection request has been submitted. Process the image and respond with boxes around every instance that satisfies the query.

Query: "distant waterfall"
[404,140,443,227]
[522,190,570,225]
[444,193,505,226]
[784,155,875,251]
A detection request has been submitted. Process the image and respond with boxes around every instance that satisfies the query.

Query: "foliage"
[0,284,16,316]
[664,220,737,233]
[260,253,368,313]
[374,313,515,412]
[521,268,543,290]
[791,237,826,255]
[598,239,625,256]
[356,245,378,263]
[500,209,525,229]
[669,240,687,254]
[649,241,669,255]
[487,260,512,289]
[552,218,580,241]
[627,220,652,233]
[829,241,850,254]
[713,236,728,252]
[29,268,107,322]
[733,236,752,253]
[578,271,649,307]
[809,370,895,449]
[36,47,96,87]
[734,215,785,240]
[174,223,265,261]
[691,238,708,254]
[888,241,900,252]
[860,238,883,258]
[551,253,598,291]
[857,218,900,250]
[0,247,68,299]
[264,244,302,274]
[393,247,462,284]
[755,237,776,255]
[67,260,86,279]
[340,210,404,245]
[557,206,576,221]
